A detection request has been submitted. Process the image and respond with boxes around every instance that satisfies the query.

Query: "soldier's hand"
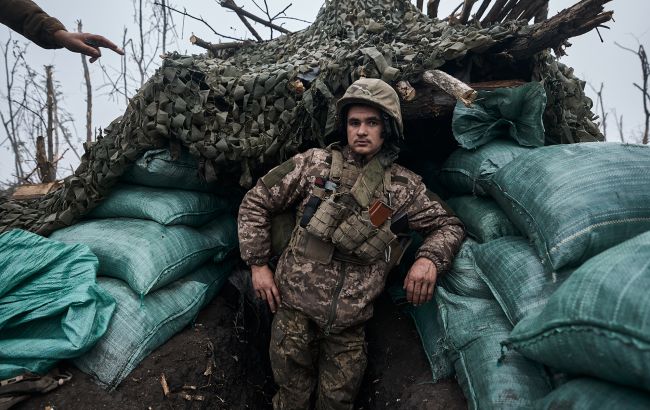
[251,264,281,313]
[52,30,125,63]
[404,257,438,306]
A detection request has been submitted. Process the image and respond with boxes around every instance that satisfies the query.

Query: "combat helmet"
[336,78,404,141]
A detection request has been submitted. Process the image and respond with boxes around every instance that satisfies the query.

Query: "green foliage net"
[0,0,602,235]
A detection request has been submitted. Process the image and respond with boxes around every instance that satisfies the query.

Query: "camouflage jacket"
[238,146,464,331]
[0,0,66,49]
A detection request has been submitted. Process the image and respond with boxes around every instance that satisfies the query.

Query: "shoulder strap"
[350,156,387,208]
[329,148,343,183]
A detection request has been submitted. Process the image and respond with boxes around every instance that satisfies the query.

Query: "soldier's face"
[346,105,384,159]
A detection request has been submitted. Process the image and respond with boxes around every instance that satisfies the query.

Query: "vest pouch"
[290,226,335,264]
[331,212,377,254]
[355,223,398,262]
[304,197,347,241]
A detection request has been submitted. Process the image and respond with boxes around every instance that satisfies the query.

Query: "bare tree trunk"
[122,28,129,107]
[35,135,54,183]
[161,0,167,54]
[616,43,650,144]
[137,0,145,86]
[1,38,25,179]
[78,20,93,144]
[53,86,60,161]
[44,65,56,181]
[638,45,649,144]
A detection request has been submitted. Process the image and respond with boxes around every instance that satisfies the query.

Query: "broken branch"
[422,70,477,106]
[219,0,290,34]
[190,35,253,54]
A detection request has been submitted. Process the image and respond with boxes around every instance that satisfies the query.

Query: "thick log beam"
[422,70,477,106]
[502,0,613,59]
[400,79,525,120]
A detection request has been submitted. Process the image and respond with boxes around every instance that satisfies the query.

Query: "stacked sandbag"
[438,238,491,300]
[436,287,552,409]
[388,238,488,383]
[445,196,519,243]
[485,142,650,271]
[47,148,240,388]
[430,132,650,403]
[120,148,217,192]
[535,378,650,409]
[471,237,571,325]
[0,230,115,379]
[73,261,235,389]
[87,184,233,226]
[50,215,236,297]
[438,140,532,196]
[451,82,547,150]
[505,231,650,391]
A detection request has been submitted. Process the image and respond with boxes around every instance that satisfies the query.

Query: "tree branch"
[153,2,245,41]
[219,0,290,34]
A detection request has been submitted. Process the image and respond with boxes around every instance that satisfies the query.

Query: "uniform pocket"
[354,223,396,262]
[331,212,377,254]
[305,198,347,241]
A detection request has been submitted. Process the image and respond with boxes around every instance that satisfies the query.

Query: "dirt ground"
[15,267,466,410]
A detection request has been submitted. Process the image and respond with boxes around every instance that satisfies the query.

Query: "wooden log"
[459,0,478,24]
[427,0,440,18]
[503,0,613,59]
[190,35,253,53]
[12,182,59,200]
[474,0,492,21]
[422,70,477,106]
[396,81,416,102]
[400,79,526,120]
[482,0,509,24]
[417,0,424,12]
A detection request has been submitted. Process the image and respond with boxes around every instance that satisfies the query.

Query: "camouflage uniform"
[238,77,464,409]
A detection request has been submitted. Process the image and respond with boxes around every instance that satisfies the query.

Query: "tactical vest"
[289,146,401,266]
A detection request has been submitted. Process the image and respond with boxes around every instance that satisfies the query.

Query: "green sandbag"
[73,260,234,389]
[436,287,551,409]
[506,231,650,391]
[446,196,520,243]
[439,140,532,196]
[87,183,234,227]
[408,300,454,382]
[438,238,492,299]
[49,214,237,296]
[472,236,570,325]
[121,149,217,192]
[452,82,546,149]
[536,378,650,410]
[486,142,650,271]
[0,230,115,379]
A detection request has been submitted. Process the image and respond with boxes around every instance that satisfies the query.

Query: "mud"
[15,271,465,410]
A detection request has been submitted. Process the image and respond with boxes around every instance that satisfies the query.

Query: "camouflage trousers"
[270,308,367,410]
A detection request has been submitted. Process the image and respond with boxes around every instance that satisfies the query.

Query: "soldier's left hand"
[404,257,438,306]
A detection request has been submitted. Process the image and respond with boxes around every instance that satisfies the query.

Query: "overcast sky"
[1,0,648,184]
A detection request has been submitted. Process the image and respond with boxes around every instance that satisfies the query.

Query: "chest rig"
[290,146,398,265]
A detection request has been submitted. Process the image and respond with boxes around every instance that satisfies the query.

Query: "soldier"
[238,78,464,409]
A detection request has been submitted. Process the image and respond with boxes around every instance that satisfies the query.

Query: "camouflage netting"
[0,0,603,235]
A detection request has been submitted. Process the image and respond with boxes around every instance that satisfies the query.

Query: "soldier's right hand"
[251,264,282,313]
